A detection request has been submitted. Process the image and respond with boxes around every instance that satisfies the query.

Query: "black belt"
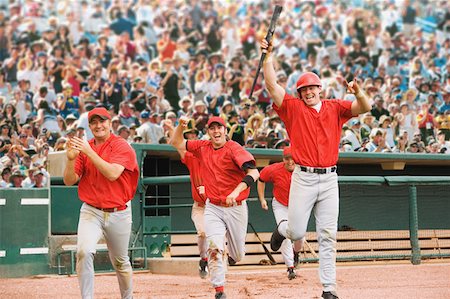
[88,203,127,212]
[299,166,337,174]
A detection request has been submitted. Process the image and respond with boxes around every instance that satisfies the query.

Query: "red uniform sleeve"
[186,140,210,158]
[109,137,138,171]
[74,154,85,177]
[227,141,255,169]
[259,163,275,183]
[334,99,354,126]
[273,93,297,121]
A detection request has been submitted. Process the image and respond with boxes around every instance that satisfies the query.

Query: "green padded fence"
[0,189,51,278]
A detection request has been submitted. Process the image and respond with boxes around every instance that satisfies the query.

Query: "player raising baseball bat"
[260,32,372,298]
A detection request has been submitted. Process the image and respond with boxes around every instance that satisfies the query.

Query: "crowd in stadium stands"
[0,0,449,188]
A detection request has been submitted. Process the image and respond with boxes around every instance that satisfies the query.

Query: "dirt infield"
[1,261,449,298]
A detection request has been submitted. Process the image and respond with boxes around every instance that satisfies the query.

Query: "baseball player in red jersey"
[257,146,303,280]
[171,116,259,299]
[63,107,139,299]
[169,123,209,278]
[261,38,371,299]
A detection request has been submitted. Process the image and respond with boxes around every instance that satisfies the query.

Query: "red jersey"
[274,94,353,167]
[186,140,255,205]
[259,162,292,206]
[75,134,139,208]
[181,152,207,204]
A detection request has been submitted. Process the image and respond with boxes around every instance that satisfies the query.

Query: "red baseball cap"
[207,116,226,127]
[88,107,111,122]
[283,146,292,157]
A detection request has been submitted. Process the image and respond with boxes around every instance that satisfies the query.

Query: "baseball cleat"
[287,267,296,280]
[215,291,227,299]
[322,291,339,299]
[293,250,300,268]
[227,256,236,266]
[199,259,208,279]
[270,225,286,251]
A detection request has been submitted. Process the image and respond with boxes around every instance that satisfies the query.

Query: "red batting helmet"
[296,72,322,90]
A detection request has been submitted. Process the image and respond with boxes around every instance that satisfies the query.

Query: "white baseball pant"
[204,199,248,287]
[76,203,133,299]
[191,202,207,258]
[279,165,339,292]
[271,198,295,267]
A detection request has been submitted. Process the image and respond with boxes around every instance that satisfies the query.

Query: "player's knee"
[207,247,222,261]
[112,256,131,271]
[288,230,305,241]
[76,248,92,262]
[318,228,337,243]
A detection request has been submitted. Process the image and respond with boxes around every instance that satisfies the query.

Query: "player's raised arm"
[170,116,189,152]
[344,78,372,115]
[261,38,286,108]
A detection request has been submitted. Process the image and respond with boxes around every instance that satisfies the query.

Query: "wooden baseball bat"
[248,5,283,99]
[249,222,277,265]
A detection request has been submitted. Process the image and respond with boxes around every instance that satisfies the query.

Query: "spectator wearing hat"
[178,95,193,118]
[220,100,234,121]
[392,132,409,153]
[136,110,164,144]
[117,125,131,143]
[360,112,376,140]
[192,100,209,133]
[32,169,47,188]
[343,119,362,151]
[110,116,121,135]
[366,128,391,152]
[194,68,211,102]
[8,169,25,188]
[165,111,178,126]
